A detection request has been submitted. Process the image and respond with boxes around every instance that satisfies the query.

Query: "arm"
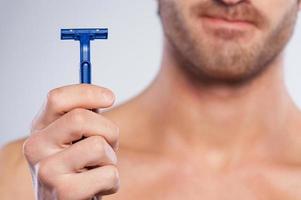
[0,138,35,200]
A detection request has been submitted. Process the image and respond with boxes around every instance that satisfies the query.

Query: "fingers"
[23,84,120,199]
[45,108,119,147]
[34,137,119,200]
[50,165,119,200]
[72,165,120,198]
[23,109,119,165]
[32,84,115,131]
[37,136,117,174]
[60,136,117,172]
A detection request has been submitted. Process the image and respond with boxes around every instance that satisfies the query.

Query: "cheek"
[254,0,298,30]
[176,0,201,17]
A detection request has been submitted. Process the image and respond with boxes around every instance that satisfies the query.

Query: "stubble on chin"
[160,0,299,84]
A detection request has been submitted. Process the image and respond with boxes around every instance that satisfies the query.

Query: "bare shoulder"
[0,138,34,200]
[0,138,25,163]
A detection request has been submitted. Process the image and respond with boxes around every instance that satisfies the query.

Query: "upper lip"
[202,14,254,25]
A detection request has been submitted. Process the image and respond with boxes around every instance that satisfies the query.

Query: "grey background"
[0,0,300,146]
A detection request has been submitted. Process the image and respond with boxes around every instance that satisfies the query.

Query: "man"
[0,0,301,199]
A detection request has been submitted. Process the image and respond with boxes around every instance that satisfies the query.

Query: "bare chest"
[104,158,301,200]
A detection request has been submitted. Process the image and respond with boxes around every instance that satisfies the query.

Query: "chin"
[191,64,266,84]
[183,53,263,84]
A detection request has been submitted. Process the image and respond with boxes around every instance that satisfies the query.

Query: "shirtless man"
[1,0,301,199]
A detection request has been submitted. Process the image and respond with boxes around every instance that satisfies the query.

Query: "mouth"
[201,15,255,30]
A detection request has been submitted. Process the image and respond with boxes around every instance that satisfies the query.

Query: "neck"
[123,40,299,156]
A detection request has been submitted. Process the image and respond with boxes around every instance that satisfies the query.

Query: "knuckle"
[110,127,119,149]
[22,138,33,159]
[66,109,88,139]
[90,136,106,154]
[106,166,119,184]
[111,122,120,141]
[107,120,119,136]
[104,166,120,193]
[22,137,38,162]
[37,159,53,185]
[68,108,87,125]
[102,119,119,145]
[46,88,62,109]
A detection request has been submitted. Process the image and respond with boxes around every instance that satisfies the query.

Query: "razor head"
[61,28,108,40]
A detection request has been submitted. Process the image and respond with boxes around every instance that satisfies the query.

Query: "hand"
[23,84,120,200]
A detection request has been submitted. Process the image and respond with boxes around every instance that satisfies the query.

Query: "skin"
[1,0,301,199]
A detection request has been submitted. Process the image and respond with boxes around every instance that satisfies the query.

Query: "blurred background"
[0,0,300,146]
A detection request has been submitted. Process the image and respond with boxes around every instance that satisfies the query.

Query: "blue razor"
[61,28,108,84]
[61,28,108,200]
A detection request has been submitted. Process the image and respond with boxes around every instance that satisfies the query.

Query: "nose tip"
[219,0,245,5]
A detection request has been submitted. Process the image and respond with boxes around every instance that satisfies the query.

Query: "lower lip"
[202,16,254,30]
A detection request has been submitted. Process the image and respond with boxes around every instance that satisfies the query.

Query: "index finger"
[32,84,115,131]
